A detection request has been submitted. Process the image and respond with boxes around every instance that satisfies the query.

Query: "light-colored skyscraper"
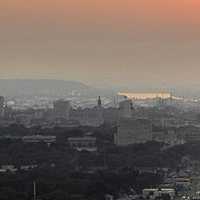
[118,99,133,119]
[115,99,152,146]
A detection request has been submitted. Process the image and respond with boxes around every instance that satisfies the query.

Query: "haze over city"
[1,0,200,88]
[3,1,200,200]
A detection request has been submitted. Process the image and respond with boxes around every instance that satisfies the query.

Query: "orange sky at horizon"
[1,0,200,27]
[1,0,200,87]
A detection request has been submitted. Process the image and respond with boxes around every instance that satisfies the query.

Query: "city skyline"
[1,0,200,88]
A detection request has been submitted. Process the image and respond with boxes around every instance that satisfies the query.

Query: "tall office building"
[115,99,152,146]
[119,99,133,119]
[0,96,4,108]
[0,96,5,117]
[53,100,71,120]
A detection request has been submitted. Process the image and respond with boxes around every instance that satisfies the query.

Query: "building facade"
[53,100,71,120]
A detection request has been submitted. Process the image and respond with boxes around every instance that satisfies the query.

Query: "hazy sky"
[1,0,200,88]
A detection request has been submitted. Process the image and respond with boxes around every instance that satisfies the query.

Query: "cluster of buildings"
[0,97,113,128]
[0,96,106,128]
[114,98,183,146]
[1,93,200,147]
[113,93,200,146]
[0,133,98,152]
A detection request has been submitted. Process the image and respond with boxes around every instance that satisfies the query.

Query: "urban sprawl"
[0,93,200,200]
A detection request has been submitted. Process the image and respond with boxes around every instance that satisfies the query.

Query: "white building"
[119,99,133,119]
[68,137,97,152]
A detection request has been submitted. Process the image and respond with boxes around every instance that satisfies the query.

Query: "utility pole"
[33,181,36,200]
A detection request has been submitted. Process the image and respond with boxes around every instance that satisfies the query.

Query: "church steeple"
[98,96,102,107]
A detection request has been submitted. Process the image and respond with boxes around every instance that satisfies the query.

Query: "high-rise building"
[53,100,71,120]
[118,99,133,119]
[115,99,152,146]
[0,96,5,117]
[0,96,4,108]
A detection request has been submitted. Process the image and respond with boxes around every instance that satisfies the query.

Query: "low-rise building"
[22,135,56,144]
[1,165,18,173]
[115,118,152,146]
[68,136,97,152]
[20,164,38,171]
[143,188,175,200]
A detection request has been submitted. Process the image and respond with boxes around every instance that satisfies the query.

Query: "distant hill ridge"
[0,79,200,99]
[0,79,111,97]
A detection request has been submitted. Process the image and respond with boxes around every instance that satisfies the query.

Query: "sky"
[1,0,200,88]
